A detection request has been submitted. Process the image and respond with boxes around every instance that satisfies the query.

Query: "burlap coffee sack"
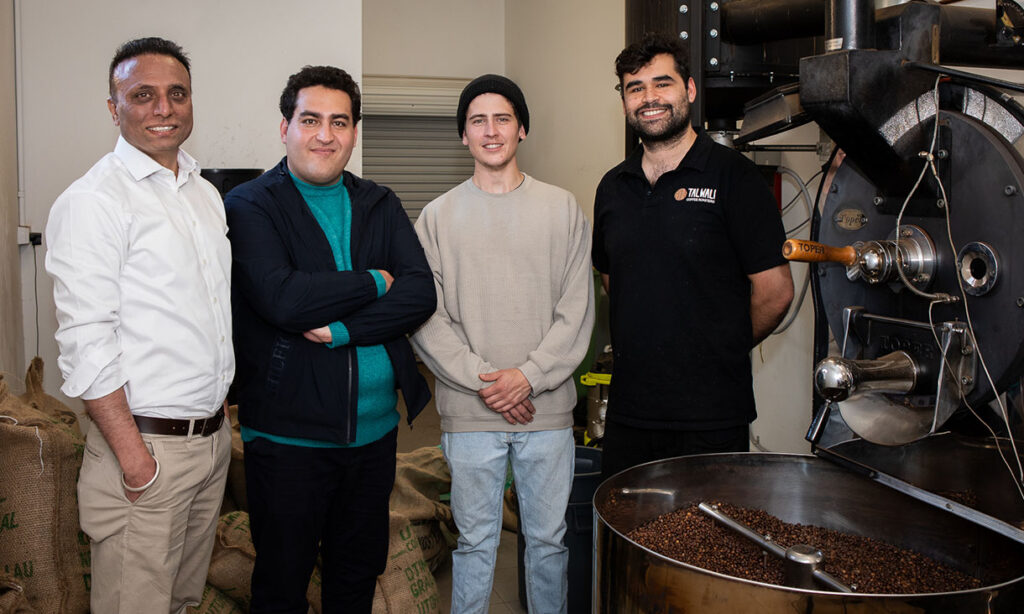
[186,583,244,614]
[18,358,81,438]
[372,512,439,614]
[0,576,37,614]
[391,447,453,525]
[207,510,322,612]
[0,377,89,614]
[409,519,449,574]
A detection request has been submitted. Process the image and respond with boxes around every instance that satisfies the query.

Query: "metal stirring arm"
[697,503,853,593]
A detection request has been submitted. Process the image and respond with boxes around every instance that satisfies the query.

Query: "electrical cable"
[773,166,816,335]
[906,76,1024,501]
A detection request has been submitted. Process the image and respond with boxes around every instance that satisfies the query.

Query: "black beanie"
[457,74,530,138]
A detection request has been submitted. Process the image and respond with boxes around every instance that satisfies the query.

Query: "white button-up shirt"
[45,137,234,419]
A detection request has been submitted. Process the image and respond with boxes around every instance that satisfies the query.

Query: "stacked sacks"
[372,513,440,614]
[0,362,90,613]
[187,584,245,614]
[206,511,323,612]
[390,447,458,572]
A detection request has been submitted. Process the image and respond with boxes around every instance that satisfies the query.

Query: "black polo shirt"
[592,130,787,430]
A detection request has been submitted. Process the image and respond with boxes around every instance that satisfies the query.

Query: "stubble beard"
[628,103,690,145]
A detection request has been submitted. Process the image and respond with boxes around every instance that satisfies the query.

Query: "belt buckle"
[187,418,196,438]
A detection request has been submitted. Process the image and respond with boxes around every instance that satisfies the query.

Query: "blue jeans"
[442,428,574,614]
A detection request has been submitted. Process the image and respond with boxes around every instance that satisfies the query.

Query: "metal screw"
[937,199,946,209]
[710,1,720,11]
[709,28,719,38]
[830,184,839,193]
[901,228,913,238]
[873,196,884,207]
[1017,297,1024,308]
[1006,185,1018,196]
[679,4,689,13]
[962,344,974,355]
[709,57,719,67]
[962,376,974,386]
[680,31,689,40]
[936,149,948,159]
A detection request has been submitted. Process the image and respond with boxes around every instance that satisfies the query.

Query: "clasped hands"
[479,368,535,425]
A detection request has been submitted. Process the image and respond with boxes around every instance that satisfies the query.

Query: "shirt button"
[220,335,225,342]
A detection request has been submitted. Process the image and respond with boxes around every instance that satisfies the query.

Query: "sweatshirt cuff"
[369,270,386,298]
[518,361,545,396]
[326,321,351,348]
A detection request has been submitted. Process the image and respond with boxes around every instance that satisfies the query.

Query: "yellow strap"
[579,372,612,387]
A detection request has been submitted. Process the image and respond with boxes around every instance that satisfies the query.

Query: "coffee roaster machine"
[594,0,1024,611]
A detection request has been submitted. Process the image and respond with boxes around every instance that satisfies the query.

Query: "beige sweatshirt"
[410,175,595,432]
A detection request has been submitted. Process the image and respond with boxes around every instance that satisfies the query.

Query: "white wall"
[363,0,505,78]
[505,0,625,218]
[18,0,362,408]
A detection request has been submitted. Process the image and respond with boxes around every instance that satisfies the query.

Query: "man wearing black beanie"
[412,75,594,614]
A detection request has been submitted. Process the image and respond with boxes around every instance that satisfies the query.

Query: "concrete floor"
[396,366,529,614]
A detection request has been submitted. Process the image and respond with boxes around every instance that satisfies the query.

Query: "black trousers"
[600,421,749,482]
[244,428,398,614]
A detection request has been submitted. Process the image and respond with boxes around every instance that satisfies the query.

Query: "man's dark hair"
[614,32,690,97]
[108,37,190,99]
[279,65,362,123]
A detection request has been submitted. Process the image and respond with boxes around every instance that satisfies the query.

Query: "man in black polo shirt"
[593,33,794,480]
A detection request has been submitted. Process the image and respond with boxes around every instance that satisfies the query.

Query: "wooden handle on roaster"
[782,239,858,266]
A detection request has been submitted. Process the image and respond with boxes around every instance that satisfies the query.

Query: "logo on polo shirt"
[676,186,717,204]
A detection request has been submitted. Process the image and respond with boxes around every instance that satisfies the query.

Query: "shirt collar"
[113,135,200,183]
[618,128,713,180]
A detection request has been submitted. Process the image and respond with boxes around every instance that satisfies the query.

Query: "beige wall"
[364,0,505,78]
[18,0,362,407]
[505,0,625,217]
[0,0,24,383]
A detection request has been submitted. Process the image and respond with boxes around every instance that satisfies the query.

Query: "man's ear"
[108,98,120,126]
[280,118,289,144]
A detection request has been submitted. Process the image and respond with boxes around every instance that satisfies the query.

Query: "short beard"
[628,103,690,144]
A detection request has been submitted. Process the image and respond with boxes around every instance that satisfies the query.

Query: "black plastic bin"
[517,446,602,613]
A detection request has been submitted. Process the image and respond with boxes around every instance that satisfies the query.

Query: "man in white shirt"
[45,37,233,614]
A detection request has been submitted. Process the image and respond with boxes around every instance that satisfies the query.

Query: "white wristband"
[122,457,160,493]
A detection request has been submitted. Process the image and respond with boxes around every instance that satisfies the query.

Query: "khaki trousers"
[78,418,230,614]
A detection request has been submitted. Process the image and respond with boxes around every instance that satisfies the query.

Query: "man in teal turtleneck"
[224,65,435,613]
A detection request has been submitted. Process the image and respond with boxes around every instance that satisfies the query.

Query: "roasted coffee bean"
[624,502,982,594]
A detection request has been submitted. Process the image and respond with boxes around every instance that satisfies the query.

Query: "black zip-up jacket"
[224,158,435,444]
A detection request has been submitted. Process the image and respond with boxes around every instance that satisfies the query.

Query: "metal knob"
[814,351,917,402]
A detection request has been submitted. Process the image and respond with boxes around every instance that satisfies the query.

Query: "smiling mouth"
[148,125,177,133]
[483,143,503,150]
[639,106,670,119]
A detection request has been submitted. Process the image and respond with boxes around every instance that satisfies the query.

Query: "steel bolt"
[679,4,689,13]
[709,28,719,38]
[873,196,884,207]
[680,31,689,40]
[962,376,974,386]
[709,57,719,67]
[901,228,913,238]
[710,2,720,11]
[961,345,974,355]
[937,149,948,159]
[937,199,946,209]
[1006,185,1018,196]
[1017,297,1024,308]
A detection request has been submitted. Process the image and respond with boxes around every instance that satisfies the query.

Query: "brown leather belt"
[134,408,225,437]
